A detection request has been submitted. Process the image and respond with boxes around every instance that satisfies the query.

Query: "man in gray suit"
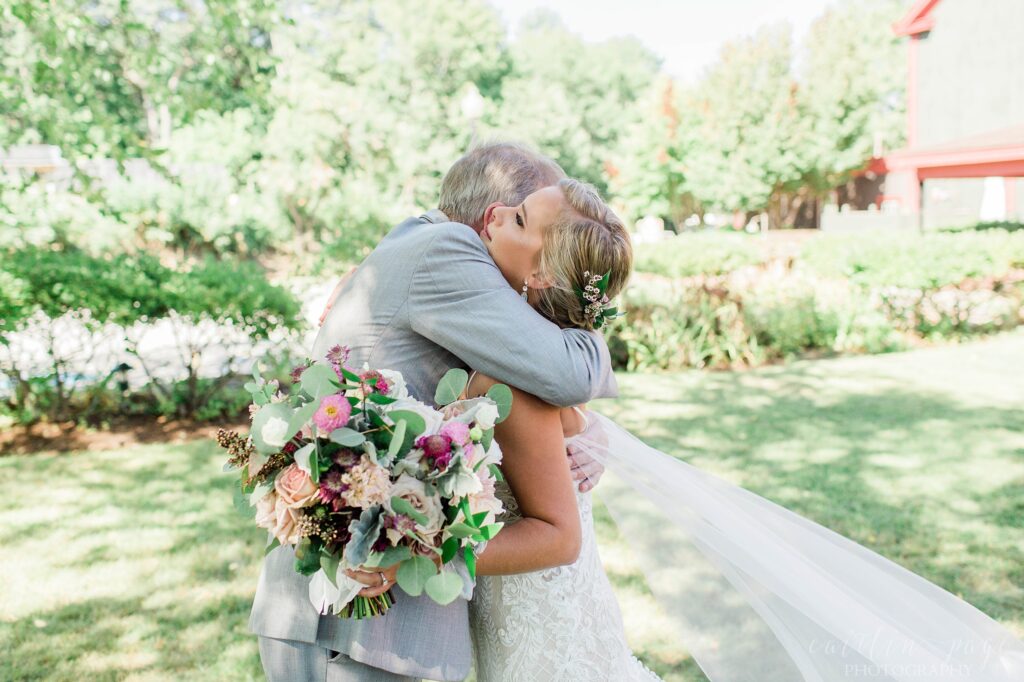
[250,142,616,681]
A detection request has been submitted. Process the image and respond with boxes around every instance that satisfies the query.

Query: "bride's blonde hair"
[536,179,632,331]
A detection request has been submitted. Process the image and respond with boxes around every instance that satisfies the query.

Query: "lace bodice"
[468,433,661,681]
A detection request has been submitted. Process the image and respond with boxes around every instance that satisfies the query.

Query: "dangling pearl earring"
[521,279,529,301]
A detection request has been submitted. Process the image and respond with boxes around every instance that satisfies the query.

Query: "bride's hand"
[344,562,400,599]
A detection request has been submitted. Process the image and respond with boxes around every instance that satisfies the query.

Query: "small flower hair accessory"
[575,270,624,330]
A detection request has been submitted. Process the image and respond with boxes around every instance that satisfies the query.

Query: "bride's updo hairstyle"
[535,179,633,331]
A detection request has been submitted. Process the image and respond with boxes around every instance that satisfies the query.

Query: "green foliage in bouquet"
[222,355,512,619]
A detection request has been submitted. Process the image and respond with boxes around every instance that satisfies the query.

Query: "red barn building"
[829,0,1024,230]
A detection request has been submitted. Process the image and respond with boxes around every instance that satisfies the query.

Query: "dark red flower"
[416,434,453,470]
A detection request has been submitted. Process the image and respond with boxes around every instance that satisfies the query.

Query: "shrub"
[0,247,302,424]
[608,277,764,371]
[800,229,1024,289]
[633,232,762,278]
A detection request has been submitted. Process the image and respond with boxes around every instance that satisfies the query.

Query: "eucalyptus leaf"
[434,368,469,406]
[387,410,426,437]
[243,381,259,393]
[249,481,273,506]
[365,545,412,568]
[389,496,429,526]
[288,399,320,440]
[424,570,464,605]
[330,427,366,447]
[396,555,437,597]
[264,536,280,556]
[299,362,341,400]
[485,384,513,423]
[233,485,255,517]
[386,420,407,459]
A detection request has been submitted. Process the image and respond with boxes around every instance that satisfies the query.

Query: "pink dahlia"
[314,394,352,432]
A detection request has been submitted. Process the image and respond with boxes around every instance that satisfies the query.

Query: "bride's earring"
[521,279,529,301]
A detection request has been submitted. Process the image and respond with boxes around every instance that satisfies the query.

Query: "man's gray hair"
[438,141,566,229]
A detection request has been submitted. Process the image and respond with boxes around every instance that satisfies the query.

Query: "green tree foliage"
[685,25,808,224]
[0,0,279,158]
[609,76,698,226]
[799,0,906,193]
[492,11,661,193]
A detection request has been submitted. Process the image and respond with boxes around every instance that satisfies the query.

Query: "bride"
[461,179,1024,681]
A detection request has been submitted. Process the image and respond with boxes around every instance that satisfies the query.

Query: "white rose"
[387,398,444,435]
[388,473,444,541]
[437,458,483,498]
[474,403,500,430]
[478,439,503,468]
[378,369,409,400]
[260,416,290,448]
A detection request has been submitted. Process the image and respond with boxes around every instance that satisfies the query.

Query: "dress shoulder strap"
[572,405,590,431]
[464,370,480,399]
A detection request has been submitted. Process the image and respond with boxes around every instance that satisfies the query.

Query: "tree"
[685,24,809,227]
[798,0,906,194]
[0,0,279,159]
[609,76,699,227]
[491,11,661,194]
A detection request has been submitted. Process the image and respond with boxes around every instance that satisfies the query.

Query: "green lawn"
[2,332,1022,681]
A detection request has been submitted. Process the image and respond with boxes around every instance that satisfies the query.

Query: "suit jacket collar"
[420,208,449,224]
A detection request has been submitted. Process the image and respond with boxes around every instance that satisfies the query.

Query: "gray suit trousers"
[258,636,419,682]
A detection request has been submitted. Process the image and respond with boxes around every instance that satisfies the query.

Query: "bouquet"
[219,345,510,619]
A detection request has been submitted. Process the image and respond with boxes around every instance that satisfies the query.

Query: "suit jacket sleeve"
[407,222,618,406]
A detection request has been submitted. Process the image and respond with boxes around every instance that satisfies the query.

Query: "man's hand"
[318,267,358,326]
[567,417,608,493]
[344,562,399,599]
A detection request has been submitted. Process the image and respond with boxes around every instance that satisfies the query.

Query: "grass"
[2,332,1022,681]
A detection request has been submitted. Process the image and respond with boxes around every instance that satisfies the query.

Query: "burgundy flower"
[318,469,348,504]
[372,536,390,553]
[290,364,307,383]
[331,448,359,469]
[416,434,453,471]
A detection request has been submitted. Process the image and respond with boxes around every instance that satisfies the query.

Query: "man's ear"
[481,202,504,230]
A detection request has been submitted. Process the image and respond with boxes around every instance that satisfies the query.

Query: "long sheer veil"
[569,412,1024,682]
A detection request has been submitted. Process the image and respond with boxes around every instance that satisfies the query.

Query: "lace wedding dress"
[468,420,661,682]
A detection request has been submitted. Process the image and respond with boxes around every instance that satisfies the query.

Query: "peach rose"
[275,464,319,508]
[255,490,279,530]
[270,497,301,545]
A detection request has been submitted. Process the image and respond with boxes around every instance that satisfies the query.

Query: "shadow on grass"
[0,595,261,682]
[607,367,1024,629]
